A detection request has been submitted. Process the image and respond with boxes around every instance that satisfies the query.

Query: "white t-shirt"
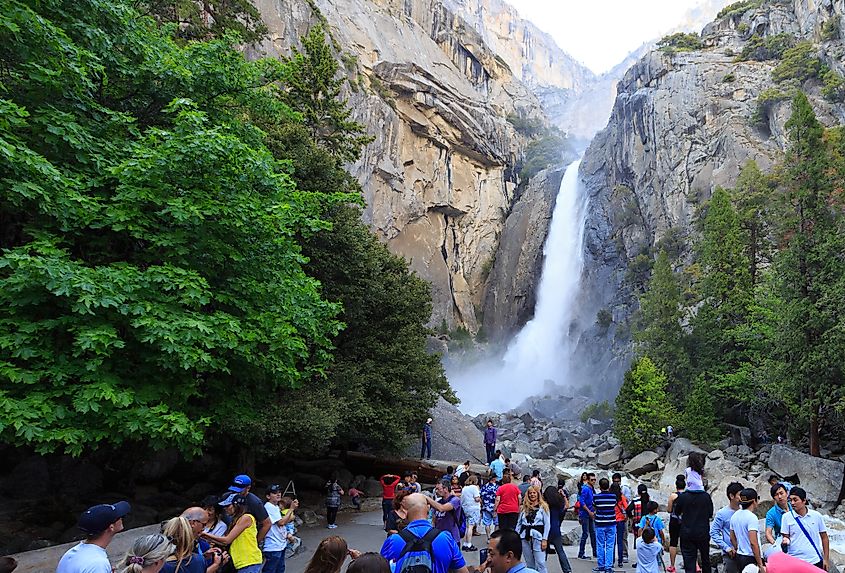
[461,485,481,511]
[204,519,227,536]
[781,509,826,564]
[263,502,288,553]
[730,508,759,557]
[56,542,112,573]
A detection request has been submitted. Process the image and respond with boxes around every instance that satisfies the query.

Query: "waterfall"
[449,159,589,414]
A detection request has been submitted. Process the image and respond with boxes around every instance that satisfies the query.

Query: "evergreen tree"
[614,356,673,453]
[734,160,774,286]
[136,0,267,43]
[634,250,689,394]
[681,376,721,443]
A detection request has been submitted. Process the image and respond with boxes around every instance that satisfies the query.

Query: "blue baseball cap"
[78,501,131,534]
[228,474,252,493]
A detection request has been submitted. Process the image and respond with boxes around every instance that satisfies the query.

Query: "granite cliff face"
[252,0,590,332]
[574,0,845,389]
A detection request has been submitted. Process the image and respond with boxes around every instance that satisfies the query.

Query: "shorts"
[482,510,498,527]
[465,508,481,526]
[669,520,680,547]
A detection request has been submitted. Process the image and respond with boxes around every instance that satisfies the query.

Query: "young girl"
[303,536,361,573]
[685,452,706,492]
[637,501,665,546]
[201,494,263,573]
[200,495,228,537]
[516,486,550,573]
[348,486,363,510]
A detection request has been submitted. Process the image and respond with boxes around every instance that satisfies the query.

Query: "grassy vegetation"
[596,308,613,330]
[518,127,569,184]
[717,0,761,19]
[772,41,823,84]
[751,87,793,128]
[658,32,704,54]
[506,113,544,137]
[822,17,841,41]
[735,33,795,61]
[580,400,615,423]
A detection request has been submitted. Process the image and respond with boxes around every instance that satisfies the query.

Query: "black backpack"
[396,528,442,573]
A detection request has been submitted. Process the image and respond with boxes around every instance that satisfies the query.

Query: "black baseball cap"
[78,501,131,534]
[739,488,759,506]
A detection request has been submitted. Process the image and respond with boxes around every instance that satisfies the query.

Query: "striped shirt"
[594,492,618,527]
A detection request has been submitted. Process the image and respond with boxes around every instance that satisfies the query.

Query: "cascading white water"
[449,158,589,414]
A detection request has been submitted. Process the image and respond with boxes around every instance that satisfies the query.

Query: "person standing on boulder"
[421,418,433,459]
[729,488,765,573]
[673,479,713,573]
[710,482,743,573]
[484,420,498,464]
[490,451,505,482]
[577,473,597,561]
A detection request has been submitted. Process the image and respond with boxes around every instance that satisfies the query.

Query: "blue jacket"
[579,485,595,519]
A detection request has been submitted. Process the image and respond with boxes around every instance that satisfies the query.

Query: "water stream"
[449,159,589,414]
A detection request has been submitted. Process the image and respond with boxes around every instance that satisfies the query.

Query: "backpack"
[396,528,441,573]
[454,501,467,538]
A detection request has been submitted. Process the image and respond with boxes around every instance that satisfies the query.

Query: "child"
[636,526,664,573]
[348,485,364,510]
[637,501,666,546]
[280,496,301,557]
[685,452,706,492]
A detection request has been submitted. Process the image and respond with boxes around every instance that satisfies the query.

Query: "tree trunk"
[809,410,821,457]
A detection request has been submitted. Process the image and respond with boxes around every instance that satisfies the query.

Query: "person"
[684,453,705,492]
[200,496,228,537]
[612,473,632,563]
[594,477,617,573]
[443,467,455,481]
[325,476,344,529]
[484,420,498,464]
[380,493,468,573]
[729,488,765,573]
[779,487,829,569]
[635,527,664,573]
[451,475,463,498]
[710,482,744,573]
[410,473,422,494]
[638,502,665,546]
[667,425,674,439]
[490,451,506,482]
[303,536,361,573]
[765,483,791,551]
[628,484,650,540]
[767,551,828,573]
[610,482,628,570]
[116,534,175,573]
[482,529,540,573]
[516,486,549,573]
[506,459,522,480]
[226,475,271,544]
[201,493,263,573]
[349,486,364,511]
[529,470,542,490]
[481,474,499,540]
[460,475,482,551]
[495,473,521,532]
[400,472,416,494]
[456,461,471,479]
[385,490,410,536]
[380,474,402,527]
[666,474,686,573]
[265,484,295,573]
[518,476,532,498]
[577,473,597,560]
[427,480,465,544]
[767,475,794,493]
[346,553,390,573]
[543,486,573,573]
[421,418,433,459]
[673,479,713,573]
[279,497,301,557]
[162,515,223,573]
[57,501,131,573]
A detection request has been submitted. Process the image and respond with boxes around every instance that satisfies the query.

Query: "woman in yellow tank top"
[201,494,262,573]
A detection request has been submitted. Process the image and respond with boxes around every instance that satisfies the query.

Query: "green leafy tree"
[681,376,721,443]
[733,160,774,286]
[614,356,673,453]
[135,0,267,43]
[0,0,340,455]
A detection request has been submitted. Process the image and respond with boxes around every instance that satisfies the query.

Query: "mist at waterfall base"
[447,160,589,415]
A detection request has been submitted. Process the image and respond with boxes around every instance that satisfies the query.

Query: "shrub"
[681,376,722,443]
[581,400,615,423]
[736,33,795,61]
[751,88,792,128]
[822,17,841,41]
[723,73,737,82]
[596,308,613,329]
[717,0,761,19]
[658,32,704,54]
[822,69,845,102]
[507,113,544,137]
[772,42,823,84]
[613,357,673,454]
[519,128,569,183]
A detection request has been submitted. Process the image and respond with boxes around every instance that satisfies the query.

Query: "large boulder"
[725,424,754,447]
[624,451,660,476]
[597,445,624,468]
[404,397,486,463]
[768,445,845,507]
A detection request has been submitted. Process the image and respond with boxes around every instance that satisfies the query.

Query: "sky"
[506,0,727,74]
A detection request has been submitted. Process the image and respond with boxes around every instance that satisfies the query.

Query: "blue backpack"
[397,528,442,573]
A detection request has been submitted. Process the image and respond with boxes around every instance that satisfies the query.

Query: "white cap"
[426,418,432,423]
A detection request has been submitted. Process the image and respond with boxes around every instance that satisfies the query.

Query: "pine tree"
[734,160,774,286]
[614,356,673,453]
[681,376,721,443]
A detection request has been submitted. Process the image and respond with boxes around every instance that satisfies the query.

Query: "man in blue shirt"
[421,418,433,459]
[710,482,743,573]
[578,473,597,560]
[490,451,505,481]
[381,493,468,573]
[484,529,540,573]
[765,482,791,550]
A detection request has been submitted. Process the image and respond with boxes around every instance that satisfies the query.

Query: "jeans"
[521,539,547,573]
[596,525,616,570]
[238,565,263,573]
[548,536,573,573]
[486,444,497,463]
[680,536,710,573]
[578,515,597,558]
[721,554,738,573]
[616,521,626,565]
[262,551,286,573]
[382,500,393,524]
[420,438,431,458]
[326,505,338,526]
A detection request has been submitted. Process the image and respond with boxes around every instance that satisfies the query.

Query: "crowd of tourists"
[48,418,832,573]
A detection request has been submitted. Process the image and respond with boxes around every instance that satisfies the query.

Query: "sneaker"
[466,545,478,551]
[578,555,590,560]
[592,568,604,573]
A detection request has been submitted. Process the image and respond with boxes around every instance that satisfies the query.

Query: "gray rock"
[359,479,384,498]
[769,445,845,507]
[624,451,660,476]
[597,445,624,468]
[136,448,180,482]
[725,424,754,447]
[404,396,486,463]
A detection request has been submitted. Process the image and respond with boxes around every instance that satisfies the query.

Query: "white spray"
[448,159,589,414]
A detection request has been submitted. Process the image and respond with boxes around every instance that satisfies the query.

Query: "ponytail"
[116,534,174,573]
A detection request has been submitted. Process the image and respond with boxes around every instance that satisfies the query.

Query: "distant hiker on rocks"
[710,482,743,573]
[729,488,765,573]
[421,418,433,459]
[484,420,498,463]
[780,487,829,570]
[57,501,130,573]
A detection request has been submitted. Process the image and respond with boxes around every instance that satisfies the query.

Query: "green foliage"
[0,0,343,454]
[772,42,823,84]
[580,400,614,423]
[821,17,841,41]
[507,113,544,137]
[519,128,569,183]
[625,253,653,292]
[136,0,267,43]
[596,308,613,329]
[822,69,845,103]
[736,33,795,62]
[751,88,793,128]
[723,73,736,83]
[681,377,721,443]
[613,357,673,454]
[717,0,760,19]
[657,33,704,54]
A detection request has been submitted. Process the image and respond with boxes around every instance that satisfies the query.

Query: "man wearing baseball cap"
[227,474,271,543]
[56,501,130,573]
[729,489,765,573]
